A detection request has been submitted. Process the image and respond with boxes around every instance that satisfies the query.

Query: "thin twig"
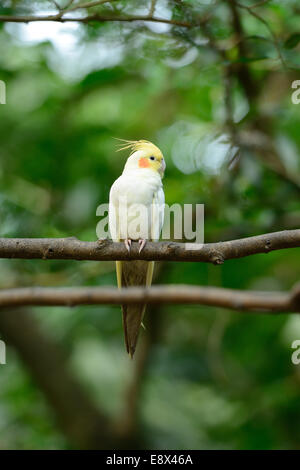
[52,0,64,11]
[65,0,117,13]
[149,0,157,17]
[250,0,272,9]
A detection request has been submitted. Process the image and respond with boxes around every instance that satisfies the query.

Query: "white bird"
[109,140,166,357]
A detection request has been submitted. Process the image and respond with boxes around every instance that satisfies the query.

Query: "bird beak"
[159,159,166,176]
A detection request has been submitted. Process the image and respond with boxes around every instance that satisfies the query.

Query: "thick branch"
[0,284,299,313]
[0,230,299,263]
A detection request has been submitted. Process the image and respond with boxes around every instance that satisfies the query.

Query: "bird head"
[117,140,166,177]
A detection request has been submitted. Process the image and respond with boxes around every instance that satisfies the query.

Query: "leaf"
[284,33,300,49]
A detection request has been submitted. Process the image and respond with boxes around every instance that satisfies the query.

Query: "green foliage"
[284,33,300,49]
[0,0,300,450]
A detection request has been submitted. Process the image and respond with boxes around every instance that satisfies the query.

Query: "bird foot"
[124,239,132,253]
[138,239,147,253]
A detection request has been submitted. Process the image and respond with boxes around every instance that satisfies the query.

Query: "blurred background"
[0,0,300,450]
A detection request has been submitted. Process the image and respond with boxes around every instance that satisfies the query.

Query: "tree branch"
[0,284,299,313]
[250,0,272,8]
[0,230,299,263]
[0,14,192,28]
[149,0,158,17]
[65,0,117,13]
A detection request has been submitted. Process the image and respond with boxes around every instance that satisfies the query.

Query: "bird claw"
[138,239,147,253]
[124,239,132,253]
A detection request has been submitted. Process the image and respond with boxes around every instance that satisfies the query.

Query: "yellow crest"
[115,138,162,158]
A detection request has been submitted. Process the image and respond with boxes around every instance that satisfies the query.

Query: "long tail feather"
[122,303,146,358]
[117,260,154,357]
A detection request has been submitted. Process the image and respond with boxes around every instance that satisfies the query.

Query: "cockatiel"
[109,140,166,357]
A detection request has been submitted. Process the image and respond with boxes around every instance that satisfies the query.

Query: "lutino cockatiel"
[109,140,166,357]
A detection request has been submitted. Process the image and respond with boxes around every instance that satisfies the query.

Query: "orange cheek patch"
[139,157,150,168]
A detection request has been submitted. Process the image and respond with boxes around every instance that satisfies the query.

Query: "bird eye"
[150,156,155,161]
